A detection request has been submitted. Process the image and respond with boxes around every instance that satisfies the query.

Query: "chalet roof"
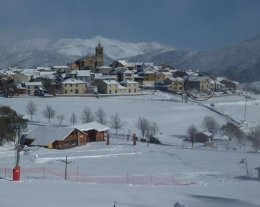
[199,131,212,137]
[174,77,184,81]
[117,84,127,89]
[103,80,119,85]
[24,82,42,86]
[117,60,128,66]
[29,126,76,146]
[74,121,110,132]
[120,80,138,84]
[36,67,52,71]
[94,75,117,80]
[124,70,134,74]
[158,72,172,75]
[97,65,112,69]
[51,66,69,69]
[76,70,91,77]
[62,78,86,84]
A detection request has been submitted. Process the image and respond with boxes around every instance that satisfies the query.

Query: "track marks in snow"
[35,152,142,163]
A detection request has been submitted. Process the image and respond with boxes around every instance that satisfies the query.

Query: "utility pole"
[57,156,74,180]
[243,88,248,121]
[13,123,22,181]
[240,157,249,177]
[15,123,21,167]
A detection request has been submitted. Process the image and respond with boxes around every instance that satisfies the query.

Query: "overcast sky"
[1,0,260,50]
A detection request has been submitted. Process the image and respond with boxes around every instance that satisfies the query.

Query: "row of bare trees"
[135,117,159,138]
[187,115,260,152]
[25,101,160,139]
[25,101,126,133]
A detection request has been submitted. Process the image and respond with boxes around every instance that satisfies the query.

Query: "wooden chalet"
[195,131,213,143]
[26,126,87,149]
[25,122,110,150]
[74,121,110,142]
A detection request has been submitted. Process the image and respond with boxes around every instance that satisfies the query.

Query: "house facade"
[97,80,127,94]
[62,78,87,95]
[165,77,184,93]
[24,82,43,95]
[120,80,139,93]
[156,72,173,83]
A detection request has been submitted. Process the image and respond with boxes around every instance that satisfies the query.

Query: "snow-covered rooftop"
[62,78,86,84]
[77,70,91,77]
[24,82,42,86]
[103,80,119,85]
[120,80,138,84]
[29,126,76,146]
[74,121,110,132]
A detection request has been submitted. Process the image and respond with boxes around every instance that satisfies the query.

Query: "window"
[75,89,79,94]
[76,84,78,87]
[109,90,111,94]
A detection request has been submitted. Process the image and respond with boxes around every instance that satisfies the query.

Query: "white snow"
[0,91,260,207]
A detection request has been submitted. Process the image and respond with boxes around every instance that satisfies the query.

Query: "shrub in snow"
[174,202,186,207]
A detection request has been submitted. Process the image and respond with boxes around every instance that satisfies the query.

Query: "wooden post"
[43,166,46,179]
[77,166,79,183]
[133,133,136,145]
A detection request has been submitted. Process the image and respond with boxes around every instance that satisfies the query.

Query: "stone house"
[62,78,87,95]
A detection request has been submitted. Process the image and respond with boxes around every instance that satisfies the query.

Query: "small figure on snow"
[174,201,186,207]
[113,201,116,207]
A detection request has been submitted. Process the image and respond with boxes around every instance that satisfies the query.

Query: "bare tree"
[42,105,56,123]
[136,117,150,137]
[70,113,77,125]
[56,114,65,126]
[81,107,94,123]
[95,107,107,125]
[109,112,126,134]
[247,126,260,152]
[187,125,198,147]
[202,116,219,136]
[221,122,244,145]
[147,121,159,137]
[26,101,37,121]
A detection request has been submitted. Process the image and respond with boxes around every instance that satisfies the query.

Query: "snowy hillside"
[0,36,173,68]
[1,92,260,207]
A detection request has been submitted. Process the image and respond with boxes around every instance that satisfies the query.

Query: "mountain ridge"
[0,35,260,82]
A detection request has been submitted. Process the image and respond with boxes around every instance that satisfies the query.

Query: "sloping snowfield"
[0,92,260,207]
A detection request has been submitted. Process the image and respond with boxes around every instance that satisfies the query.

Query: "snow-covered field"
[0,92,260,207]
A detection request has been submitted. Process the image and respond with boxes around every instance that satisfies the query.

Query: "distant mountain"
[128,35,260,82]
[0,36,173,68]
[1,35,260,82]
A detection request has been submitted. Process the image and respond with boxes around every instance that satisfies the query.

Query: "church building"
[74,42,104,71]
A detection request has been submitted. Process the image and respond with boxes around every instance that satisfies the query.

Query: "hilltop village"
[0,42,239,97]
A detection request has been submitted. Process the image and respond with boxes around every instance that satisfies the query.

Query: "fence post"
[172,175,175,185]
[43,166,46,179]
[77,166,79,183]
[126,172,129,184]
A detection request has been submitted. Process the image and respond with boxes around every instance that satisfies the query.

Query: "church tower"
[95,41,104,67]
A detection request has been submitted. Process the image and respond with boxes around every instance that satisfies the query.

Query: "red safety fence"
[0,167,195,186]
